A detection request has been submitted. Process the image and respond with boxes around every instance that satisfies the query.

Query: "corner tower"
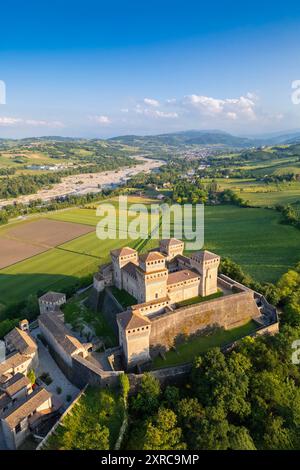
[190,250,220,296]
[110,247,138,290]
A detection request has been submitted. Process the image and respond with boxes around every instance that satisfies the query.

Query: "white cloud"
[0,117,22,126]
[181,93,257,121]
[0,117,64,127]
[143,98,160,107]
[89,115,111,125]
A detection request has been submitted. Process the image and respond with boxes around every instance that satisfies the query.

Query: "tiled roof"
[110,247,137,257]
[1,387,52,429]
[139,251,165,262]
[167,269,200,286]
[0,353,30,376]
[131,296,170,311]
[192,250,219,262]
[38,312,85,356]
[122,262,137,279]
[117,310,151,330]
[1,373,31,398]
[5,328,37,355]
[39,291,65,303]
[161,238,183,247]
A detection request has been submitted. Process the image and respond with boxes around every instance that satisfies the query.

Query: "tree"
[119,374,130,403]
[228,425,256,450]
[143,408,186,450]
[62,423,110,450]
[131,373,161,416]
[27,369,36,385]
[192,348,251,420]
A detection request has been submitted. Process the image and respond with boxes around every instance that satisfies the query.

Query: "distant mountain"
[109,130,256,148]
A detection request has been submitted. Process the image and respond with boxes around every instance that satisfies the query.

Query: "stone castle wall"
[149,290,260,354]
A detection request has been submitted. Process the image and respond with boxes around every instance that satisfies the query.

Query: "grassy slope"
[44,387,124,450]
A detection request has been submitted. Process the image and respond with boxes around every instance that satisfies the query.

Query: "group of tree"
[125,305,300,450]
[276,204,300,230]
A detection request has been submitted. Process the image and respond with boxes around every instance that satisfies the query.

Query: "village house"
[0,387,54,449]
[38,310,92,371]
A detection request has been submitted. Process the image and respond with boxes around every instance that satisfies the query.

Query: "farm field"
[172,205,300,282]
[0,219,94,269]
[0,201,299,308]
[210,178,300,207]
[0,248,100,308]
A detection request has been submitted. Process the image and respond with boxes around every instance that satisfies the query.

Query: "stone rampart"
[149,290,260,354]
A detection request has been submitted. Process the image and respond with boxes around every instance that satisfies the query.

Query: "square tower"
[117,310,151,369]
[190,250,220,296]
[136,252,168,303]
[160,238,184,261]
[110,247,138,290]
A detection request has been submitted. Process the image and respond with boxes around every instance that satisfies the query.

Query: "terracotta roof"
[131,296,170,311]
[110,247,137,257]
[191,250,219,262]
[139,251,165,262]
[39,291,66,303]
[0,353,30,376]
[122,262,137,279]
[161,238,183,247]
[38,312,85,356]
[1,387,52,429]
[167,269,200,286]
[1,373,31,398]
[5,328,37,355]
[117,310,151,330]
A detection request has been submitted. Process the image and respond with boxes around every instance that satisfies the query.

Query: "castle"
[93,239,277,369]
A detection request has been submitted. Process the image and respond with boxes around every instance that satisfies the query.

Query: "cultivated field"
[0,200,300,308]
[0,219,94,269]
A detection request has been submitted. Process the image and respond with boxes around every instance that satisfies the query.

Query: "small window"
[15,423,21,434]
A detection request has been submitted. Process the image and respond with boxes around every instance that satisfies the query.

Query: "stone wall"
[71,355,123,389]
[149,290,260,354]
[128,363,193,393]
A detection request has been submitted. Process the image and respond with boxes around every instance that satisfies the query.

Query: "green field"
[209,178,300,207]
[170,204,300,282]
[0,201,299,309]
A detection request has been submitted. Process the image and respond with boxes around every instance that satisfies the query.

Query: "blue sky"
[1,0,300,138]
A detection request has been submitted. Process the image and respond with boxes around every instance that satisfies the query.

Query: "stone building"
[38,292,66,315]
[94,238,220,306]
[1,326,38,378]
[92,238,278,370]
[0,387,54,449]
[38,311,92,371]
